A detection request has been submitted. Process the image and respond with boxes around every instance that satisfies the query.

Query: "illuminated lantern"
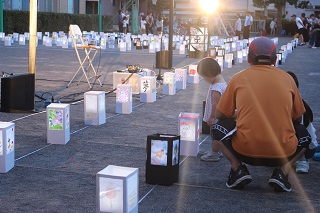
[188,65,199,84]
[19,34,25,45]
[237,50,243,63]
[179,112,200,157]
[133,37,139,46]
[61,37,68,48]
[175,68,187,90]
[179,42,185,55]
[120,41,127,52]
[209,48,216,58]
[242,48,247,61]
[47,103,70,144]
[225,53,233,68]
[149,42,155,53]
[135,40,142,50]
[236,41,241,51]
[143,40,149,49]
[162,72,176,95]
[276,53,282,65]
[37,32,42,40]
[216,56,224,71]
[116,84,132,114]
[46,37,53,47]
[0,32,4,41]
[140,76,156,103]
[84,91,106,125]
[96,165,139,213]
[24,32,30,40]
[0,122,15,173]
[146,133,180,185]
[287,42,293,54]
[100,38,107,49]
[4,36,11,46]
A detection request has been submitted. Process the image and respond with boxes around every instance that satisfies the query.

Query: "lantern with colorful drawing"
[0,122,15,173]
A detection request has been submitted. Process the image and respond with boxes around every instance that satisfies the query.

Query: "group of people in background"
[118,9,130,34]
[292,13,320,48]
[234,11,253,40]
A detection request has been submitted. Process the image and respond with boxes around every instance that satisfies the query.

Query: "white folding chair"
[67,24,103,89]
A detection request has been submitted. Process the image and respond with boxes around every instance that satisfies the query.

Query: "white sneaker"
[296,160,309,173]
[201,151,221,162]
[312,46,318,49]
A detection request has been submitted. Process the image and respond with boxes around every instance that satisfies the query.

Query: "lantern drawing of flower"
[49,109,63,130]
[100,179,122,211]
[6,127,14,154]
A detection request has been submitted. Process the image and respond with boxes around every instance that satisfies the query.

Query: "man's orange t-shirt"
[216,65,305,158]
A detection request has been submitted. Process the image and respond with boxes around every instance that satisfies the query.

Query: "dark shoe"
[226,164,252,189]
[269,168,292,192]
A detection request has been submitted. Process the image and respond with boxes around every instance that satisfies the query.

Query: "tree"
[252,0,310,34]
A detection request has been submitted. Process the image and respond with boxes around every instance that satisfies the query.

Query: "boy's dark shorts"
[298,28,304,35]
[211,118,314,167]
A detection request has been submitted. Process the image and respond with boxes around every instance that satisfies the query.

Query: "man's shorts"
[211,118,313,167]
[298,28,304,35]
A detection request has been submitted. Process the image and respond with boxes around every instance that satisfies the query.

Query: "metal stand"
[157,34,163,81]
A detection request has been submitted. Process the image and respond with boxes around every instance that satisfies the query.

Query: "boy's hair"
[287,71,313,126]
[197,57,221,77]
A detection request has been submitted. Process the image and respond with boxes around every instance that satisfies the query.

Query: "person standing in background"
[270,18,277,36]
[118,10,124,33]
[235,13,242,40]
[243,11,253,39]
[146,12,154,35]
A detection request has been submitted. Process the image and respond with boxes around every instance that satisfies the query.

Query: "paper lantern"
[140,76,156,103]
[146,133,180,185]
[142,40,148,49]
[287,43,293,54]
[178,113,200,157]
[84,91,106,125]
[18,34,25,45]
[61,37,68,48]
[120,41,127,52]
[4,36,11,46]
[188,65,199,84]
[216,56,224,71]
[225,53,233,68]
[96,165,139,213]
[162,72,176,95]
[237,50,243,63]
[175,68,187,90]
[47,103,70,144]
[0,32,4,41]
[0,122,15,173]
[100,38,107,49]
[116,84,132,114]
[179,43,185,55]
[276,53,282,65]
[209,48,216,58]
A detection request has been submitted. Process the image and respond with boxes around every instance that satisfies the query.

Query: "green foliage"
[3,10,113,34]
[253,0,310,8]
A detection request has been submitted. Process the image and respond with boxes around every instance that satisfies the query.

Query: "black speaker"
[156,50,170,69]
[1,74,35,112]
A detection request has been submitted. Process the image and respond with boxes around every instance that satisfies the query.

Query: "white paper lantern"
[96,165,139,213]
[188,65,199,84]
[163,72,176,95]
[140,76,156,103]
[47,103,70,144]
[175,68,187,90]
[116,84,132,114]
[84,91,106,125]
[0,122,15,173]
[178,113,200,156]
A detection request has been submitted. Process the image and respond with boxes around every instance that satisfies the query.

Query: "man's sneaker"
[269,168,292,192]
[296,160,309,173]
[299,42,306,46]
[226,164,252,189]
[201,151,220,162]
[312,46,318,49]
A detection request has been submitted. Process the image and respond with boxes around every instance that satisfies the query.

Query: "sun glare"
[199,0,219,14]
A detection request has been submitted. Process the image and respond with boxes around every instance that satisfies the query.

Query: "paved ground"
[0,36,319,213]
